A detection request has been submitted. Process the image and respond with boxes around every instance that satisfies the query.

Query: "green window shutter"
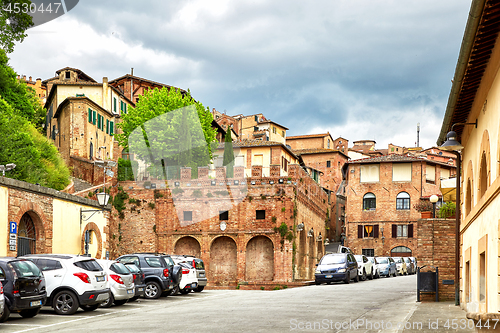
[114,98,117,112]
[106,119,109,134]
[93,110,96,125]
[110,121,114,136]
[88,108,92,123]
[124,103,127,114]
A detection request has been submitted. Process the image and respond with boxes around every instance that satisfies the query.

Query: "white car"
[96,260,134,307]
[169,257,198,295]
[354,255,374,280]
[392,257,407,276]
[367,257,380,278]
[22,254,110,315]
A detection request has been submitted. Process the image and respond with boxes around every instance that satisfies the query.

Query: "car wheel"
[376,271,380,279]
[0,305,10,322]
[393,271,397,277]
[368,269,374,280]
[114,299,128,306]
[53,290,79,315]
[361,269,366,281]
[99,293,114,308]
[343,273,350,284]
[354,271,359,282]
[19,308,40,318]
[80,304,99,311]
[194,286,205,292]
[144,281,162,299]
[171,285,180,296]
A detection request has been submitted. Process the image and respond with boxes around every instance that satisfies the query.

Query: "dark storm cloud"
[10,0,472,148]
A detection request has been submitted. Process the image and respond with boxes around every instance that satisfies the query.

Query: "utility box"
[417,266,439,302]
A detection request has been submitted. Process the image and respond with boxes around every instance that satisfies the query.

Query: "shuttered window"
[106,119,109,134]
[110,121,114,136]
[88,108,92,123]
[360,164,380,182]
[92,110,96,125]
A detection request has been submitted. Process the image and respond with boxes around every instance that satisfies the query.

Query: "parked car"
[21,254,109,315]
[375,257,397,277]
[172,262,198,295]
[409,257,418,271]
[337,245,353,254]
[0,258,46,322]
[315,253,358,285]
[392,257,407,275]
[0,282,4,319]
[367,257,380,278]
[170,255,207,292]
[123,263,145,301]
[354,255,374,280]
[96,260,134,307]
[116,253,180,299]
[404,257,415,275]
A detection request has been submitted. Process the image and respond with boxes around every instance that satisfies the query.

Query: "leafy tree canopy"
[116,87,217,179]
[0,97,70,190]
[0,0,34,53]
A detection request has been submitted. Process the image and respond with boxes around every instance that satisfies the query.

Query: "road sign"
[9,239,16,246]
[106,170,114,177]
[9,234,16,240]
[9,245,15,251]
[9,221,16,234]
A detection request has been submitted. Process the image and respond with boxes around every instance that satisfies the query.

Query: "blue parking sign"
[9,222,16,234]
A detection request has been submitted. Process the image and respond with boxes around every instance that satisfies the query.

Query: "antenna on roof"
[416,123,420,147]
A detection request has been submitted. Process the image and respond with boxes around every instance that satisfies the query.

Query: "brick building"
[345,154,456,258]
[17,75,46,104]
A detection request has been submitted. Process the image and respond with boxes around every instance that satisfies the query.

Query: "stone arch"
[174,236,201,258]
[478,130,491,198]
[17,212,36,256]
[391,245,412,257]
[81,222,103,259]
[245,236,274,281]
[465,160,474,216]
[209,236,237,284]
[13,202,48,255]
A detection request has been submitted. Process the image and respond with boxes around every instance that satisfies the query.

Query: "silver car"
[97,260,134,307]
[0,281,4,318]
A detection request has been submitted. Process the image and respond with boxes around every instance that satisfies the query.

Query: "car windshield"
[161,256,175,266]
[377,258,389,264]
[354,256,363,263]
[145,257,164,267]
[125,264,140,274]
[193,259,204,270]
[320,255,345,265]
[9,260,42,278]
[110,262,131,275]
[74,259,103,272]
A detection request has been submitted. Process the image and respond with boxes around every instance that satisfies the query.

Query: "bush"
[438,202,456,218]
[117,158,137,181]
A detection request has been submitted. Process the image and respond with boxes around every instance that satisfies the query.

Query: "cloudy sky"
[9,0,472,150]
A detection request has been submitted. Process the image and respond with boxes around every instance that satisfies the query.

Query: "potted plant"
[413,199,433,218]
[438,202,456,218]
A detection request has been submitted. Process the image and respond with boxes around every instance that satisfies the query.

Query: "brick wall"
[417,218,456,301]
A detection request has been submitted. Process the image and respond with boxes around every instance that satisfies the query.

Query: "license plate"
[138,287,144,292]
[30,300,42,307]
[127,289,134,294]
[191,283,197,288]
[325,275,333,279]
[200,274,205,277]
[169,285,173,289]
[96,276,105,282]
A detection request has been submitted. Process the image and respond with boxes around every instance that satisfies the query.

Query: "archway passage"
[391,246,412,257]
[210,236,237,284]
[18,213,36,256]
[174,236,201,258]
[245,236,274,281]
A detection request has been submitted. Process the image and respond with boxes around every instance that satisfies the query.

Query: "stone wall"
[417,217,456,301]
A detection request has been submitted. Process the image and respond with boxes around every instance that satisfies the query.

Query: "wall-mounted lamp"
[0,163,16,177]
[307,228,314,238]
[296,223,304,232]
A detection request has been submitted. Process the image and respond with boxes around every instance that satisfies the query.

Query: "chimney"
[29,76,32,81]
[23,75,26,80]
[131,68,134,76]
[102,77,109,111]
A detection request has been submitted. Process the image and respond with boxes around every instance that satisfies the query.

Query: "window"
[184,211,192,221]
[73,260,102,272]
[363,193,376,210]
[273,127,276,134]
[281,130,285,137]
[256,210,265,219]
[465,260,470,302]
[37,259,63,271]
[326,161,331,168]
[118,256,140,267]
[110,121,114,136]
[327,139,330,148]
[254,115,258,121]
[357,224,379,238]
[65,71,70,79]
[106,119,109,134]
[145,257,163,268]
[426,165,436,184]
[391,224,413,238]
[88,108,92,123]
[362,249,374,257]
[396,192,410,210]
[393,163,412,181]
[479,251,486,302]
[113,97,117,113]
[360,164,380,182]
[219,211,228,220]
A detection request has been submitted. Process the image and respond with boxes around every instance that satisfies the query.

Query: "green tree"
[116,88,217,179]
[0,98,70,190]
[0,0,34,53]
[223,128,234,178]
[0,49,45,131]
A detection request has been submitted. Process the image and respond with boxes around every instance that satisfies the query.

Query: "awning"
[440,177,457,202]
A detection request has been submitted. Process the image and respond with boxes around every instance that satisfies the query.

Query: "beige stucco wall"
[57,85,103,110]
[0,186,8,256]
[459,33,500,314]
[52,199,107,258]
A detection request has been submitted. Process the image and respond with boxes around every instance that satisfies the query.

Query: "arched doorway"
[210,236,237,284]
[245,236,274,281]
[18,213,36,256]
[391,246,412,257]
[175,236,201,258]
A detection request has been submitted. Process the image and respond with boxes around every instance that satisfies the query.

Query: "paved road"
[0,275,462,333]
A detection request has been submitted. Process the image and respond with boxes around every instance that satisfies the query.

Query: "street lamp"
[80,160,116,255]
[430,195,439,218]
[439,120,476,306]
[0,163,16,176]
